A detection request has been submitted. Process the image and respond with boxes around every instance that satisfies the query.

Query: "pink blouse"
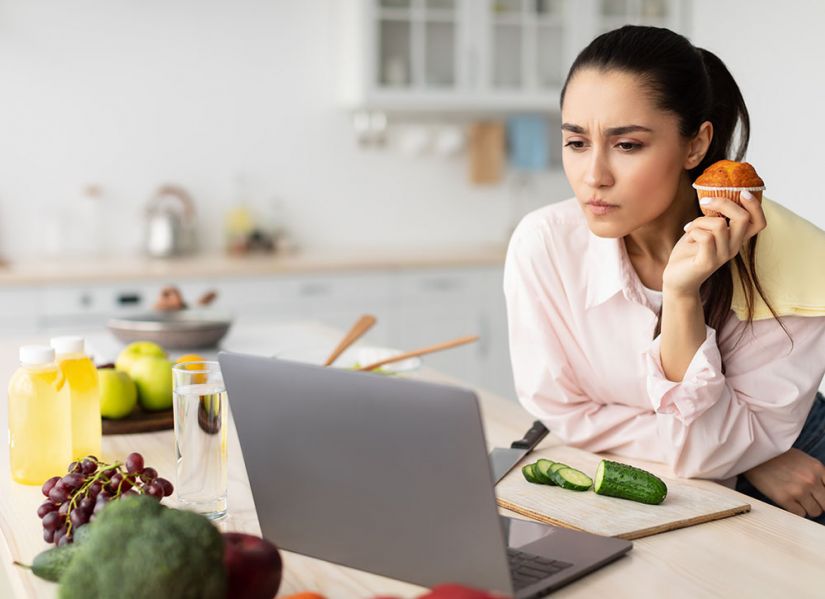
[504,199,825,480]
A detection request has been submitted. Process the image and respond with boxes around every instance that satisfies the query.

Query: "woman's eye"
[564,140,586,150]
[616,141,641,151]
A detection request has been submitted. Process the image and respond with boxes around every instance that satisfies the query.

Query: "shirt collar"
[584,231,647,310]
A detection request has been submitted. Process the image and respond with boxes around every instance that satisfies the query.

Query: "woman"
[504,25,825,523]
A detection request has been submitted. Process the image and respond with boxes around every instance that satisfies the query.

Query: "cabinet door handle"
[117,293,142,306]
[420,278,461,292]
[478,314,490,358]
[299,283,331,297]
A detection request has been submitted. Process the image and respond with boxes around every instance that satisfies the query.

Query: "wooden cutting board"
[101,406,174,435]
[496,445,751,540]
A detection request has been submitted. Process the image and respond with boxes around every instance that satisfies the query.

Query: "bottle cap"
[50,336,85,354]
[19,345,55,365]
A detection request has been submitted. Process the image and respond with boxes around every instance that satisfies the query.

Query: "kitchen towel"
[507,115,549,171]
[468,121,505,185]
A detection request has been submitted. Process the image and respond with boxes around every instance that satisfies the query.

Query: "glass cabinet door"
[490,0,524,88]
[487,0,566,91]
[535,0,565,89]
[423,0,458,88]
[377,1,413,87]
[374,0,459,90]
[597,0,672,34]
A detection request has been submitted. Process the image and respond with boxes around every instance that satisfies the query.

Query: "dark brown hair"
[560,25,788,354]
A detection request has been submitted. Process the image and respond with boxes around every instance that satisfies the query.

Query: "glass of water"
[172,361,228,519]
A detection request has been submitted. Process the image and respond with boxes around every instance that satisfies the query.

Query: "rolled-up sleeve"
[645,316,825,479]
[645,326,724,423]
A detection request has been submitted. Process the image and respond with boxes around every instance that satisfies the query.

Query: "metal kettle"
[144,185,197,258]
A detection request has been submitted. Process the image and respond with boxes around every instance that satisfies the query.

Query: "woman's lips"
[586,201,619,216]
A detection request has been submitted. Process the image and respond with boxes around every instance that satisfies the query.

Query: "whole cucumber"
[594,460,667,505]
[16,544,79,583]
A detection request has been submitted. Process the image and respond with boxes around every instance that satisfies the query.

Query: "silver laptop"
[219,352,631,597]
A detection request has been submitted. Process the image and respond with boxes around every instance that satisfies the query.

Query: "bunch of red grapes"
[36,453,174,546]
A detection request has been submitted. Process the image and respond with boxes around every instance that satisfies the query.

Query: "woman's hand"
[744,448,825,518]
[662,191,767,297]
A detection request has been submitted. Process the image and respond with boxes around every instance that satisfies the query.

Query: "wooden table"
[1,322,824,598]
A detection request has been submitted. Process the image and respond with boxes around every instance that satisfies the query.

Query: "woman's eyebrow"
[561,123,653,135]
[605,125,653,136]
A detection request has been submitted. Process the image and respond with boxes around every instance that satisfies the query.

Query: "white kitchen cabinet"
[592,0,687,35]
[390,266,515,400]
[40,283,155,333]
[336,0,688,113]
[278,272,395,347]
[0,289,40,335]
[477,266,515,399]
[393,268,487,383]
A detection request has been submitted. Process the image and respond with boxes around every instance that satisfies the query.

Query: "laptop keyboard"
[508,548,573,591]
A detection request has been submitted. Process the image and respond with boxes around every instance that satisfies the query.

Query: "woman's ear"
[685,121,713,169]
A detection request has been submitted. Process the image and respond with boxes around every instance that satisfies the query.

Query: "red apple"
[222,532,283,599]
[418,584,504,599]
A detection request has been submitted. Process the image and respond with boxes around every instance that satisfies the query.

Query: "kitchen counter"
[0,246,507,286]
[1,321,824,598]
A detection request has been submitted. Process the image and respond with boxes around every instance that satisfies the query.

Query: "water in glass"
[173,363,228,519]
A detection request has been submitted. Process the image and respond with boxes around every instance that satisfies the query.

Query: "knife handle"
[511,420,549,450]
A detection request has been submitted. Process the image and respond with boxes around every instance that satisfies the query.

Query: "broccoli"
[58,495,226,599]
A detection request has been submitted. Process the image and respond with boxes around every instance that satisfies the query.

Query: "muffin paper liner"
[692,184,766,192]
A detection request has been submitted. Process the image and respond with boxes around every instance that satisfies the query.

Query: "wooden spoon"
[357,335,479,372]
[324,314,377,366]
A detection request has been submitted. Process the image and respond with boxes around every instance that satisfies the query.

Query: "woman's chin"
[585,217,626,238]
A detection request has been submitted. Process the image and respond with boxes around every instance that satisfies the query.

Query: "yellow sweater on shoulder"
[731,198,825,320]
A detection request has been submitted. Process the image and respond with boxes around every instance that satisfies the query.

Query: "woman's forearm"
[659,291,707,381]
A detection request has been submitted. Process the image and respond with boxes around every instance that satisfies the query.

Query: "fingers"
[695,199,749,255]
[684,227,718,269]
[798,493,823,518]
[810,477,825,515]
[785,458,825,518]
[738,190,768,240]
[687,216,737,259]
[698,192,767,243]
[783,499,808,518]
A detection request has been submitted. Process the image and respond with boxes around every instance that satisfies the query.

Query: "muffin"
[692,160,765,217]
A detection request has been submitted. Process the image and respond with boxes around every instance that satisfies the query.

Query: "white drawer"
[0,288,41,316]
[395,267,490,303]
[42,284,152,317]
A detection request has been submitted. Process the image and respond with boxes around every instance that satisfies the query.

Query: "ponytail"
[692,48,750,180]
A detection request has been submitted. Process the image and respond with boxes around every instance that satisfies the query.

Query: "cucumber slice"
[547,462,569,476]
[533,459,557,485]
[553,467,593,491]
[521,463,542,484]
[594,460,668,505]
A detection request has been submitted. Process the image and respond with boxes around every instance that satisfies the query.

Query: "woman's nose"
[584,151,614,188]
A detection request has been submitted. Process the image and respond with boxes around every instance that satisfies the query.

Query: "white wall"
[0,0,567,260]
[689,0,825,229]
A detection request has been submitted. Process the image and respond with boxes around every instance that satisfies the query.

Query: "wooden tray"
[496,445,751,540]
[102,405,174,435]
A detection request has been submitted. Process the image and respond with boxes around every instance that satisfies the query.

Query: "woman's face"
[561,68,693,238]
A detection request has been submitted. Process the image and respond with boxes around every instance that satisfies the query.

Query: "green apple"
[130,356,174,411]
[115,341,168,377]
[97,367,138,419]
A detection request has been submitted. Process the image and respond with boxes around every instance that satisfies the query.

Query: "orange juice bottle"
[8,345,72,485]
[51,336,101,460]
